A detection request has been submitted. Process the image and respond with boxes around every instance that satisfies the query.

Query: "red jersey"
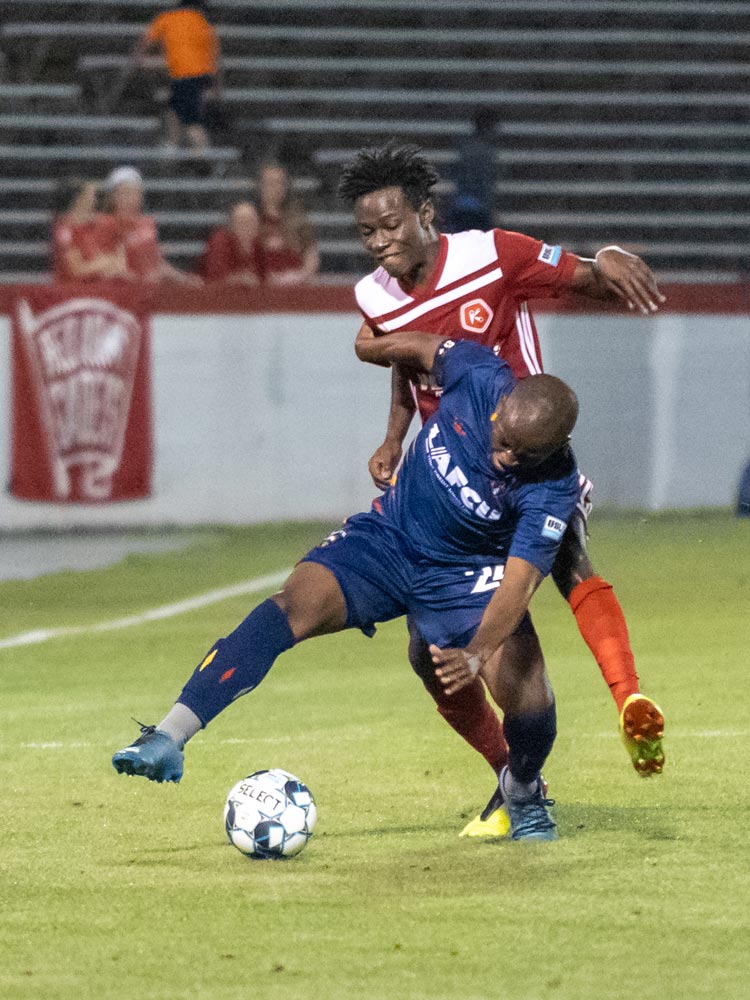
[96,213,162,281]
[52,216,106,282]
[200,227,263,283]
[355,228,578,420]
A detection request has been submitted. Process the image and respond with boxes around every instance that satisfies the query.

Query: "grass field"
[1,512,749,1000]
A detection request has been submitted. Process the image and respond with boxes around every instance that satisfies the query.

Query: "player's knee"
[270,565,346,640]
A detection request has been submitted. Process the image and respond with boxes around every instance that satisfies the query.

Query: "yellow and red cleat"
[459,800,511,839]
[459,776,549,838]
[619,694,665,776]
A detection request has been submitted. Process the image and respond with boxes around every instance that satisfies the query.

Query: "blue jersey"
[379,340,579,577]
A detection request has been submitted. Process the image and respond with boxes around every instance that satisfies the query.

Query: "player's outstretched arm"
[354,322,444,371]
[570,246,665,315]
[430,557,542,696]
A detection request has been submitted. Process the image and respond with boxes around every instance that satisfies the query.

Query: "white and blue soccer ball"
[224,768,317,859]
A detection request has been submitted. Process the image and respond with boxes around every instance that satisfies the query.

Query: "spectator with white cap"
[96,166,202,286]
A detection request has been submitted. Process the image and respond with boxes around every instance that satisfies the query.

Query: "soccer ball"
[224,768,317,859]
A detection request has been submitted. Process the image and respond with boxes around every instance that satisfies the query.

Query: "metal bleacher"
[0,0,748,282]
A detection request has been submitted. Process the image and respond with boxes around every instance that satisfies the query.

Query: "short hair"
[337,142,439,210]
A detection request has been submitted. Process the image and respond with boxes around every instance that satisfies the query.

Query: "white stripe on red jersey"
[355,228,578,421]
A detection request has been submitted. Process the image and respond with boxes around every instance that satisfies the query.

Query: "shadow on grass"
[558,803,679,840]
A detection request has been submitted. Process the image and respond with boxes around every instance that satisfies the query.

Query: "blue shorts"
[301,510,529,649]
[170,74,214,126]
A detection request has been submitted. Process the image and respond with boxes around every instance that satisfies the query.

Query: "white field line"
[0,569,291,651]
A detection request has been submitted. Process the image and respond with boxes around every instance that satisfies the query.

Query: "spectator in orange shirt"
[51,178,132,282]
[136,0,221,152]
[258,162,320,285]
[200,201,264,285]
[98,166,202,286]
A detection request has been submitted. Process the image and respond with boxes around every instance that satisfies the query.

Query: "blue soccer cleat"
[500,766,558,841]
[460,774,550,839]
[112,723,184,784]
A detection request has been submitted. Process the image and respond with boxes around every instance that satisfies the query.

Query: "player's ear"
[419,199,435,229]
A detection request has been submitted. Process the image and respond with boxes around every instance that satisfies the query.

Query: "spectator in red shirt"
[51,178,132,282]
[258,162,320,285]
[98,166,202,286]
[200,201,264,285]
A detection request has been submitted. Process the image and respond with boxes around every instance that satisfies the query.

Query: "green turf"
[1,512,748,1000]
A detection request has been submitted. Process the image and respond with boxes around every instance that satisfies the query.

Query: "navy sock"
[177,599,295,727]
[503,701,557,784]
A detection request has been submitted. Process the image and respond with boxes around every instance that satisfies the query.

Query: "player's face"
[490,401,567,471]
[354,187,436,282]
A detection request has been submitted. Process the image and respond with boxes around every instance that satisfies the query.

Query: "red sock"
[569,576,639,712]
[434,678,508,774]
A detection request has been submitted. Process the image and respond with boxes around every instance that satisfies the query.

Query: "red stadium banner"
[10,284,153,503]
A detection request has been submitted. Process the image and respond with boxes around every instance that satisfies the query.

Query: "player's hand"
[429,644,485,695]
[368,441,402,490]
[594,247,665,315]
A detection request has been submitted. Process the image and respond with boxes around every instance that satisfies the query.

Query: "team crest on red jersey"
[459,298,493,334]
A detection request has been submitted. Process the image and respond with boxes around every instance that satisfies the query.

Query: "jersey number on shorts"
[471,564,505,593]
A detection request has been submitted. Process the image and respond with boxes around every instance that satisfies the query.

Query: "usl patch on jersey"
[541,514,567,541]
[538,243,562,267]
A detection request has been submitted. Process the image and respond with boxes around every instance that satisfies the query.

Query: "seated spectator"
[257,162,320,285]
[51,178,132,282]
[200,202,264,285]
[98,166,202,286]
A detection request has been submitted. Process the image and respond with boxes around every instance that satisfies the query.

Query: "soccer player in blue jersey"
[340,144,665,809]
[113,335,582,841]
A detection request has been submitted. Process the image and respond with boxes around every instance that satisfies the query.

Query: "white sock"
[158,703,202,749]
[502,767,538,801]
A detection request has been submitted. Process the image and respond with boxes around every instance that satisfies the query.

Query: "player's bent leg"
[619,694,665,777]
[113,564,348,784]
[407,620,508,776]
[462,621,555,840]
[273,561,349,640]
[480,615,551,719]
[406,622,510,837]
[552,516,640,712]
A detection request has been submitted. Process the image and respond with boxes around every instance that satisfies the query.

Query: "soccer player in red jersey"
[338,145,665,829]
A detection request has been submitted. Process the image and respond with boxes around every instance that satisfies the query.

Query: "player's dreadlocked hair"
[337,143,439,211]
